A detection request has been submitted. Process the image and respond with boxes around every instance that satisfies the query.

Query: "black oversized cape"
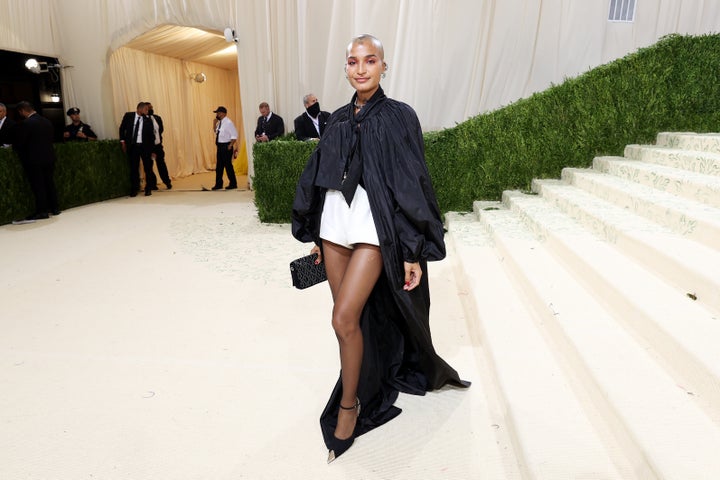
[291,87,469,448]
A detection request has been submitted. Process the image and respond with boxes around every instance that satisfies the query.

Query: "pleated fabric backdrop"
[1,0,719,178]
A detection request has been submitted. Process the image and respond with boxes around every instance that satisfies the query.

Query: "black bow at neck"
[340,86,387,206]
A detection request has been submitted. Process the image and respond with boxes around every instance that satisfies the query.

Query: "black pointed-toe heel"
[327,398,361,464]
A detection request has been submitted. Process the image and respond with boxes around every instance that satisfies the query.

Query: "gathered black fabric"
[292,87,470,449]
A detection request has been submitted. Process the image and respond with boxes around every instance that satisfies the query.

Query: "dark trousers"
[128,143,156,193]
[215,142,237,188]
[23,160,58,215]
[153,144,171,186]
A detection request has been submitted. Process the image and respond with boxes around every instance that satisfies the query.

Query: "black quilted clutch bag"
[290,253,327,289]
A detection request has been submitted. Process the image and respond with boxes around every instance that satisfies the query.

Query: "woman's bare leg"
[322,240,384,440]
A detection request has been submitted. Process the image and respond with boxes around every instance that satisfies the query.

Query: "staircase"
[446,132,720,479]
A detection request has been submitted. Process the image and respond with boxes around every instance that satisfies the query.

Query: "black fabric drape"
[292,87,470,449]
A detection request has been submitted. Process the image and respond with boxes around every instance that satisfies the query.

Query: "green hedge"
[253,33,720,222]
[253,140,317,223]
[0,140,129,224]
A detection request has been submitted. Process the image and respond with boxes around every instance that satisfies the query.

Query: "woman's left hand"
[403,261,422,291]
[311,244,322,264]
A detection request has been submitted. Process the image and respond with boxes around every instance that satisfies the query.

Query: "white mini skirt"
[320,185,379,249]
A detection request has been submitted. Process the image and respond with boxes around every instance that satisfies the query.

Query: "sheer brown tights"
[322,240,384,440]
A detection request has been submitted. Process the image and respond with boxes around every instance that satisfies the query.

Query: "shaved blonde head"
[346,34,385,60]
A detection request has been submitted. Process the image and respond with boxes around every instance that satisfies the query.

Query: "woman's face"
[346,41,385,97]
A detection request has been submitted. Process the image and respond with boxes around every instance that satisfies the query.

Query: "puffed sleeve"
[384,104,446,263]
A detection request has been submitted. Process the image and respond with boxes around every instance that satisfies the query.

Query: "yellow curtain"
[108,46,245,178]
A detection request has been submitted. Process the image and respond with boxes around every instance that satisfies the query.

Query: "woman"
[292,34,469,463]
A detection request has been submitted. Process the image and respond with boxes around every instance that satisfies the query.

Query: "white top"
[215,116,238,143]
[0,116,8,147]
[306,112,320,136]
[134,113,145,143]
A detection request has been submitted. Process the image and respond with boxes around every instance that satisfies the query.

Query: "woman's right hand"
[311,244,322,264]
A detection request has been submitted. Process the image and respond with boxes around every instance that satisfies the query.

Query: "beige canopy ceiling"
[124,24,237,70]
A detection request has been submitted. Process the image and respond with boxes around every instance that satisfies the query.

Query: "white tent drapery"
[1,0,719,179]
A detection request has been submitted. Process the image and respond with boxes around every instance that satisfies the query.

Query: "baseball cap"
[213,106,227,113]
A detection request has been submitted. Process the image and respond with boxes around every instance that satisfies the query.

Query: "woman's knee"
[331,305,360,340]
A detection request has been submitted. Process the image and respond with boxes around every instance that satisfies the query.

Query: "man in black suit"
[12,101,59,222]
[0,102,15,147]
[119,102,157,196]
[254,102,284,142]
[293,93,330,141]
[146,102,171,189]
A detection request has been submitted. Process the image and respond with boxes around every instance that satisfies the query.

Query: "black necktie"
[132,116,140,144]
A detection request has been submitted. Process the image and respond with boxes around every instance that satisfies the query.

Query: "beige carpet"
[168,172,248,191]
[0,189,498,479]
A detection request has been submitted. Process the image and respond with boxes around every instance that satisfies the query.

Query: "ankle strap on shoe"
[339,398,359,410]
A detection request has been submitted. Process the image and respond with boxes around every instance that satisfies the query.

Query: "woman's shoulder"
[328,104,350,122]
[382,98,418,118]
[378,98,421,130]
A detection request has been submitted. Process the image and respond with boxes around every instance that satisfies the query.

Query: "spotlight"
[51,93,60,103]
[25,58,45,74]
[25,58,65,74]
[191,72,207,83]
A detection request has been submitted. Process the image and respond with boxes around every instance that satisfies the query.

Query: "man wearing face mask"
[294,94,330,141]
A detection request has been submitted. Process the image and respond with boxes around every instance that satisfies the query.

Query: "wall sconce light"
[224,27,238,43]
[51,93,61,103]
[191,72,207,83]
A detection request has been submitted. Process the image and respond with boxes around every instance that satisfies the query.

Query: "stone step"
[656,132,720,155]
[561,167,720,252]
[528,179,720,314]
[593,156,720,209]
[446,211,629,479]
[497,191,720,426]
[624,144,720,177]
[473,205,720,479]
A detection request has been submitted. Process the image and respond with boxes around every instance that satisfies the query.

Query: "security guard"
[63,107,97,142]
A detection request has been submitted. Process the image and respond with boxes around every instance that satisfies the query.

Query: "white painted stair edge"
[498,191,720,426]
[530,179,720,315]
[656,132,720,154]
[593,156,720,209]
[446,211,628,479]
[444,132,720,479]
[447,205,720,479]
[560,167,720,251]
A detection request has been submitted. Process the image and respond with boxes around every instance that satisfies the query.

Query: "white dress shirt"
[307,112,321,136]
[216,116,238,143]
[134,113,144,143]
[0,116,8,148]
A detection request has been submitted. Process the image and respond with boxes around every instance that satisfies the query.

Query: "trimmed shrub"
[0,140,128,224]
[253,140,316,223]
